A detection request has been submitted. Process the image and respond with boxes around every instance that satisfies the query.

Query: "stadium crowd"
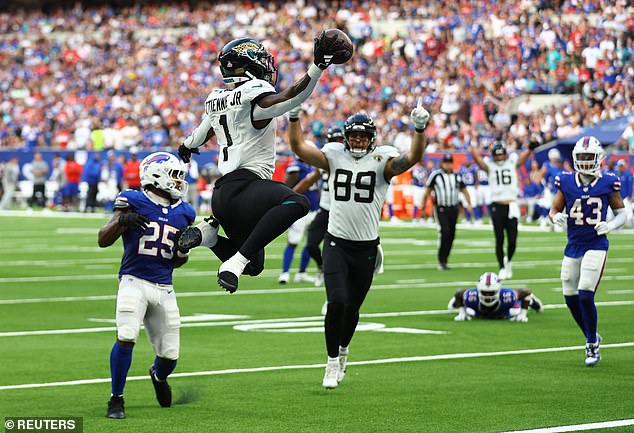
[1,0,634,154]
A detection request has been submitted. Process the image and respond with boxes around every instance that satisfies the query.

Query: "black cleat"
[149,366,172,407]
[106,396,125,419]
[217,270,239,293]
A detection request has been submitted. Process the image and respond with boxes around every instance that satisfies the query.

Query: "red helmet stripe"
[583,136,590,148]
[486,272,491,286]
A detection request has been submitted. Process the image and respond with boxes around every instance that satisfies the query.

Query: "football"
[324,28,354,64]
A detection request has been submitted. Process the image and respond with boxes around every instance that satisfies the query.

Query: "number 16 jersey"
[555,171,620,258]
[322,143,399,241]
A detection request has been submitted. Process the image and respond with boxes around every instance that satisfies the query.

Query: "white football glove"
[551,212,567,227]
[411,97,430,131]
[594,221,613,235]
[510,309,528,323]
[454,307,471,321]
[288,105,301,120]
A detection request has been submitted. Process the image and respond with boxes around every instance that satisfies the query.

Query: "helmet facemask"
[573,136,604,177]
[477,272,501,308]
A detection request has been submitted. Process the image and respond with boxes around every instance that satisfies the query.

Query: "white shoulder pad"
[321,141,345,155]
[240,79,276,102]
[374,145,400,158]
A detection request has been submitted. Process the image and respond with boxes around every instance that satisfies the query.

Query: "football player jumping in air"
[98,152,196,419]
[176,32,350,293]
[288,98,430,389]
[549,136,627,366]
[449,272,544,322]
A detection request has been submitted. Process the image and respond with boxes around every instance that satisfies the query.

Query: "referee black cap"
[442,153,453,162]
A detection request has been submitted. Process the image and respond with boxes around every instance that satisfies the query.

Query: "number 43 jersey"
[115,190,196,284]
[555,172,621,258]
[323,143,399,241]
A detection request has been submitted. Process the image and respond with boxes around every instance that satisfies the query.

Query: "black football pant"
[30,184,46,207]
[211,169,309,275]
[305,208,329,268]
[322,233,377,358]
[435,205,458,266]
[490,202,518,269]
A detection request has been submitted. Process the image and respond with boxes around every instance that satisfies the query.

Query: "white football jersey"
[485,152,519,202]
[203,79,277,179]
[323,143,399,241]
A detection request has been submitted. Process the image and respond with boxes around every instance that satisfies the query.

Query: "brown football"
[324,28,354,64]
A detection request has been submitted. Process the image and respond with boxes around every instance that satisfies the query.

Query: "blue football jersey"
[543,161,562,193]
[477,169,489,186]
[115,190,196,284]
[555,172,620,258]
[463,287,519,319]
[459,165,478,187]
[411,165,427,187]
[287,160,320,211]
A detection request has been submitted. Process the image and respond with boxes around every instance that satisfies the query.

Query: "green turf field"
[1,213,633,433]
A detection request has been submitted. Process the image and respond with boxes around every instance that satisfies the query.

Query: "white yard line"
[3,273,634,304]
[2,301,634,337]
[499,419,634,433]
[1,342,633,391]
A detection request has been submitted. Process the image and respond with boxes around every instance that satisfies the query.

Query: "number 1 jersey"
[115,190,196,284]
[322,143,399,241]
[555,172,620,258]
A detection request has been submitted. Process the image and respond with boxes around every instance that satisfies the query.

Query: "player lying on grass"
[98,152,195,419]
[448,271,543,322]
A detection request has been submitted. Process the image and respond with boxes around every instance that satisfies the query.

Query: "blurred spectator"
[0,157,20,210]
[62,154,82,211]
[123,152,141,190]
[29,152,49,208]
[81,152,103,212]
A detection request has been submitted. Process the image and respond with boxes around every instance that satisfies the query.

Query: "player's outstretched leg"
[218,198,309,293]
[178,216,219,250]
[149,357,177,407]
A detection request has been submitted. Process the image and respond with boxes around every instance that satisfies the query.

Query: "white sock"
[196,220,218,248]
[328,356,339,363]
[339,346,348,356]
[220,252,250,275]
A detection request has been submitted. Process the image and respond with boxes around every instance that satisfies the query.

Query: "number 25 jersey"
[555,172,620,258]
[115,190,196,284]
[322,143,399,241]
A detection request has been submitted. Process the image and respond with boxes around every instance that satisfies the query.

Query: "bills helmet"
[219,38,277,86]
[140,152,188,200]
[573,136,604,177]
[477,272,501,308]
[344,113,377,158]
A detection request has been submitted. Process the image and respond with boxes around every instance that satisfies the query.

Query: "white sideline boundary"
[500,418,634,433]
[2,301,634,337]
[1,342,633,391]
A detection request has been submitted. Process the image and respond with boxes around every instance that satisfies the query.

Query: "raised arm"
[294,169,321,194]
[253,31,346,121]
[469,145,489,171]
[287,107,329,170]
[515,147,533,168]
[384,98,430,180]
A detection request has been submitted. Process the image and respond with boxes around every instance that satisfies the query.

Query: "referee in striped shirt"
[422,154,473,270]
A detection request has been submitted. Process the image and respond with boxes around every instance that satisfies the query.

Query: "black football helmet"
[326,127,344,142]
[218,38,277,86]
[492,142,507,163]
[344,113,377,158]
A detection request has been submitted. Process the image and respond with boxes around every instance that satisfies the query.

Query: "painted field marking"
[2,301,633,337]
[1,342,633,391]
[499,418,634,433]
